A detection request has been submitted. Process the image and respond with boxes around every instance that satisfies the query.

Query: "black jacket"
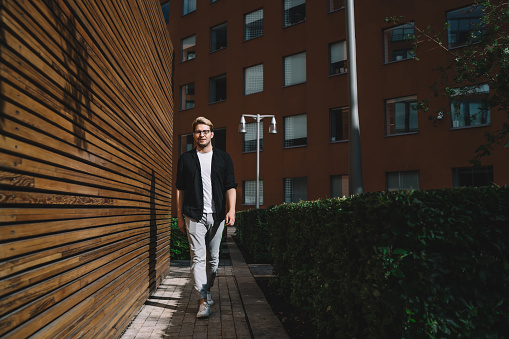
[176,148,237,221]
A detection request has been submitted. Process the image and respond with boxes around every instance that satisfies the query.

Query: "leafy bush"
[170,217,190,260]
[170,217,228,260]
[235,208,272,263]
[267,187,509,338]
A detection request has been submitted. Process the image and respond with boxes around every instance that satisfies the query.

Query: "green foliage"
[267,187,509,338]
[170,217,190,260]
[235,209,272,263]
[169,217,228,260]
[389,0,509,164]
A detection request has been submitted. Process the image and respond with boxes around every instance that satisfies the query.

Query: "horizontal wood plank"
[0,0,174,337]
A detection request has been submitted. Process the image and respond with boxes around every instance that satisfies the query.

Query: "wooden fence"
[0,0,174,337]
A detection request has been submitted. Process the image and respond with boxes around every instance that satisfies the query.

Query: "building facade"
[163,0,508,214]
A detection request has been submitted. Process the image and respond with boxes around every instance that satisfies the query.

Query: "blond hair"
[192,117,214,132]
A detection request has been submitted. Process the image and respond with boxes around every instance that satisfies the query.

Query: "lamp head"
[269,116,277,134]
[238,116,247,133]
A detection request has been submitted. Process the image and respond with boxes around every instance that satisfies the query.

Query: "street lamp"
[345,0,363,194]
[239,114,277,209]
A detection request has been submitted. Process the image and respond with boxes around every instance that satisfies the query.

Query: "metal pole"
[345,0,363,195]
[256,114,261,209]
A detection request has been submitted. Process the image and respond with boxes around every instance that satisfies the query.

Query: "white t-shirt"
[197,150,215,213]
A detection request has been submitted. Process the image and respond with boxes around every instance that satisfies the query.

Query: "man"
[175,117,237,318]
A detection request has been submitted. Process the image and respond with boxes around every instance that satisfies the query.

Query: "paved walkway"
[121,227,287,339]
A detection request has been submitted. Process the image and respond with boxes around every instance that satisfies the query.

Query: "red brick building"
[162,0,508,214]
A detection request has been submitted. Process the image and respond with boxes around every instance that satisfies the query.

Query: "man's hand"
[225,188,236,226]
[225,210,236,226]
[178,216,186,234]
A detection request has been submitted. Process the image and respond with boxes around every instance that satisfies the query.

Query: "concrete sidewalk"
[121,227,287,339]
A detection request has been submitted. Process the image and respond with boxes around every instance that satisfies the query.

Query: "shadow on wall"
[48,0,93,151]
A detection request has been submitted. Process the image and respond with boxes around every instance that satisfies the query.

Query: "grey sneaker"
[197,301,211,318]
[207,292,214,306]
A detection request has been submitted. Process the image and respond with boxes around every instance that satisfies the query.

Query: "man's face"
[193,123,214,148]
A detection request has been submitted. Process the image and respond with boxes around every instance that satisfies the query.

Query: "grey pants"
[185,213,225,299]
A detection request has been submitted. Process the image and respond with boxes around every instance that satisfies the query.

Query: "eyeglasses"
[194,130,211,135]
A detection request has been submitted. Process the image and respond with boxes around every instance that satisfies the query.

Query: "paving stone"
[121,227,288,339]
[207,324,222,336]
[179,324,194,336]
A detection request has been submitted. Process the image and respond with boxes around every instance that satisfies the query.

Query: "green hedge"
[265,187,509,338]
[170,218,190,260]
[170,217,228,260]
[235,208,272,263]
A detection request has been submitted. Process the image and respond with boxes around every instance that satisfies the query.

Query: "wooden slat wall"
[0,0,174,337]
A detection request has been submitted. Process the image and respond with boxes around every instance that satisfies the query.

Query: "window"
[245,9,263,40]
[284,177,307,203]
[244,64,263,95]
[180,83,195,110]
[182,0,196,15]
[243,180,263,205]
[452,166,493,187]
[212,127,227,151]
[209,74,227,103]
[283,0,306,27]
[179,133,194,155]
[243,122,263,152]
[331,175,349,197]
[284,114,307,147]
[385,96,418,135]
[161,2,170,22]
[329,0,344,12]
[330,107,349,142]
[329,41,347,75]
[447,5,484,49]
[450,84,490,128]
[210,23,227,52]
[386,171,419,191]
[284,52,306,86]
[181,35,196,62]
[383,22,415,63]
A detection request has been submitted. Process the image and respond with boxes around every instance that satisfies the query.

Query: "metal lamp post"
[345,0,363,194]
[239,114,277,209]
